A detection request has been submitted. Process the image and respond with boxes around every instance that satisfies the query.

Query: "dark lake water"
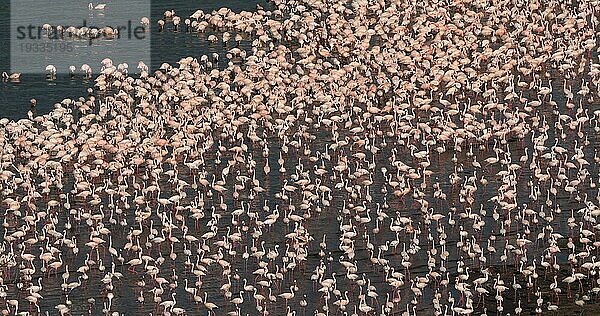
[0,0,269,121]
[0,1,600,316]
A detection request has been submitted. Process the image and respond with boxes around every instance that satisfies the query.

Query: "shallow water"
[0,0,269,121]
[1,1,600,316]
[1,90,599,315]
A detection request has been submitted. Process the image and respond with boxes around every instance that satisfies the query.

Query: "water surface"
[0,0,269,120]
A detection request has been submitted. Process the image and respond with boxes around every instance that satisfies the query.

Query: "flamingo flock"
[1,0,600,315]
